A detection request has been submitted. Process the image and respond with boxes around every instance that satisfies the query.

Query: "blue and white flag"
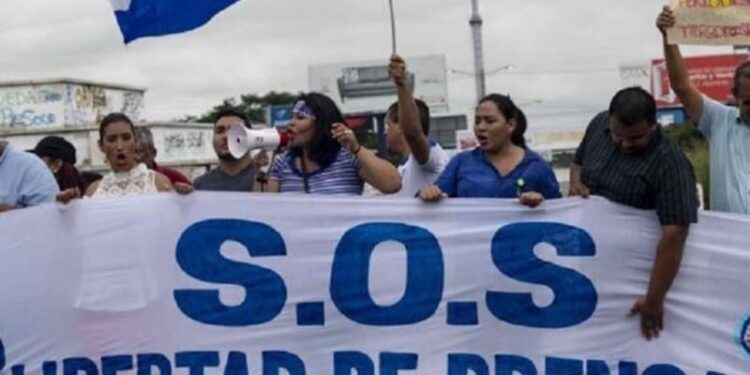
[109,0,242,44]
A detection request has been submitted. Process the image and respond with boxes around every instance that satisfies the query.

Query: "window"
[430,114,468,149]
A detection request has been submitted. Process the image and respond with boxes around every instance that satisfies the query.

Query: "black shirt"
[194,164,256,192]
[574,112,698,225]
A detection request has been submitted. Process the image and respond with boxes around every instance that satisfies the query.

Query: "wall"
[0,84,66,129]
[2,123,214,176]
[0,82,144,130]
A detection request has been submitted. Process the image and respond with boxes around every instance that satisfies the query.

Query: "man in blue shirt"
[658,6,750,214]
[0,139,59,213]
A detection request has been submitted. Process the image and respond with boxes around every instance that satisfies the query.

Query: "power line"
[449,67,617,80]
[499,68,617,76]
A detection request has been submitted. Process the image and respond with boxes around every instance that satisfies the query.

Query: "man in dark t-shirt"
[570,87,698,341]
[193,109,257,192]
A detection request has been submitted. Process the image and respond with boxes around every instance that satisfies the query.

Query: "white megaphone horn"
[228,125,290,159]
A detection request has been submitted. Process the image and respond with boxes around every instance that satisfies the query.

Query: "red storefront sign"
[651,53,749,107]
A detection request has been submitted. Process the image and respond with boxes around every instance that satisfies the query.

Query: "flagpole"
[388,0,397,54]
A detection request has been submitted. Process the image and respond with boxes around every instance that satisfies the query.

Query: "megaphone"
[228,125,290,158]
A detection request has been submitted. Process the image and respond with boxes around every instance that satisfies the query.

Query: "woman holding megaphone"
[260,93,401,195]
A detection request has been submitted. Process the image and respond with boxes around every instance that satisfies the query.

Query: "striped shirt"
[269,148,364,195]
[574,112,698,225]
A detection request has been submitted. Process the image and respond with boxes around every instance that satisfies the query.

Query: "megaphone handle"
[256,148,280,193]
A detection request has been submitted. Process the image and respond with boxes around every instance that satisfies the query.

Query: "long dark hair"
[290,92,345,168]
[478,94,527,147]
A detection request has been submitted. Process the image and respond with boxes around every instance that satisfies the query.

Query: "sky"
[0,0,733,130]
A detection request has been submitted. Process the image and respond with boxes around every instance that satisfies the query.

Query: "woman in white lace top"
[85,113,173,198]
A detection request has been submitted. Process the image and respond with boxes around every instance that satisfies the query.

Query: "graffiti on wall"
[73,86,107,111]
[0,83,145,129]
[0,87,64,128]
[161,130,211,161]
[63,84,144,127]
[121,92,143,120]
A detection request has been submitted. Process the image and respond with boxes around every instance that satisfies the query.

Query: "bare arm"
[84,180,101,197]
[256,151,282,193]
[155,173,174,192]
[419,185,445,202]
[568,163,590,198]
[647,224,689,308]
[630,224,689,340]
[56,188,81,204]
[390,55,430,164]
[332,122,402,194]
[657,5,704,122]
[356,147,402,194]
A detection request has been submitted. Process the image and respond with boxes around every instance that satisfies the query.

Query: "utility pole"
[469,0,486,103]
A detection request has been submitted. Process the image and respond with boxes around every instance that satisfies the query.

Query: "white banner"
[0,194,749,374]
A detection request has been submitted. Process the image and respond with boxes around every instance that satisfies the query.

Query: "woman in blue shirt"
[420,94,561,207]
[265,92,401,195]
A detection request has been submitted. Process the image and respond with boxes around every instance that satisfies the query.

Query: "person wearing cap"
[419,93,560,207]
[657,6,750,214]
[569,87,698,340]
[193,109,260,192]
[31,135,84,203]
[385,54,450,197]
[0,137,59,212]
[263,92,401,195]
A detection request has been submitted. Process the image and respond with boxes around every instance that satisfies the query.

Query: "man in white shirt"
[386,54,450,197]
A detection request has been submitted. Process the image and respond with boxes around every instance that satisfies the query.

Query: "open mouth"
[476,134,488,145]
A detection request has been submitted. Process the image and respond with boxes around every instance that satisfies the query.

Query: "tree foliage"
[664,122,710,208]
[184,91,297,124]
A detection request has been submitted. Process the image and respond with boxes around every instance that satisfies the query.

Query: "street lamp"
[469,0,485,103]
[485,65,515,75]
[466,0,516,101]
[447,65,513,76]
[447,65,514,109]
[447,65,514,80]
